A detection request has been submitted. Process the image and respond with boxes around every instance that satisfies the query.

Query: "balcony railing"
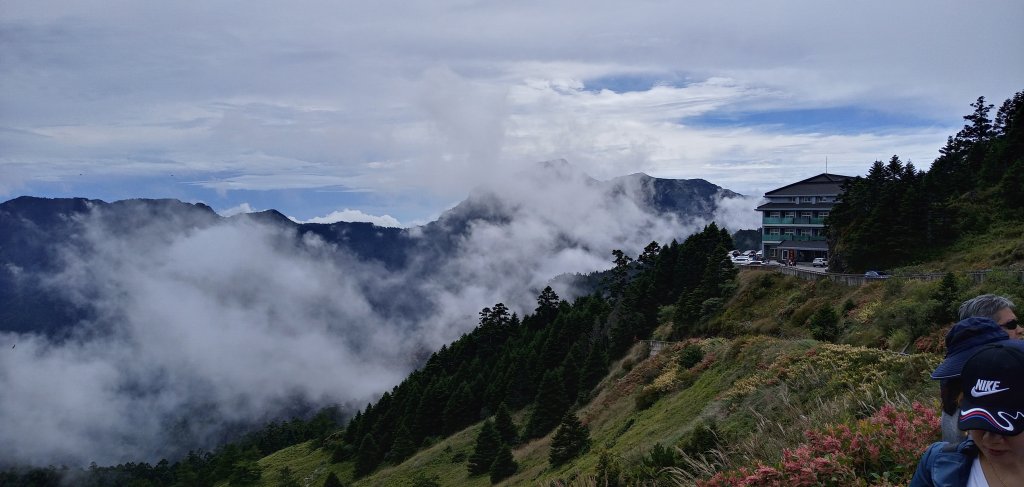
[762,217,825,225]
[762,234,826,242]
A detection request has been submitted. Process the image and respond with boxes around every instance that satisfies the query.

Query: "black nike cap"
[958,340,1024,435]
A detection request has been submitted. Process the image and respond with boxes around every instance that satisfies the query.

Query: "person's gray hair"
[958,294,1016,321]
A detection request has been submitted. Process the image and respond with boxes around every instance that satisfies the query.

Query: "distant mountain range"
[0,165,740,336]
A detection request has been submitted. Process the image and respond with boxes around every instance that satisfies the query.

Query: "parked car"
[744,259,765,266]
[811,257,827,267]
[732,256,751,265]
[864,270,890,279]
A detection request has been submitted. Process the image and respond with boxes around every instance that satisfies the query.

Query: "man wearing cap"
[910,341,1024,486]
[933,318,1012,443]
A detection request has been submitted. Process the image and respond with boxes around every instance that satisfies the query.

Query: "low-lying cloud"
[0,169,757,467]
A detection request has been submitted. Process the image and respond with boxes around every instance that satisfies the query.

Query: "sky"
[2,1,1022,226]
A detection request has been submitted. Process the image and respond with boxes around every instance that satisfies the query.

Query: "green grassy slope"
[253,247,1022,486]
[255,337,941,486]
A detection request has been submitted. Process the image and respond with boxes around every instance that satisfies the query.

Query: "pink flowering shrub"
[698,402,939,486]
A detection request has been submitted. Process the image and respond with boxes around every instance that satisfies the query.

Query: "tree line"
[827,90,1024,272]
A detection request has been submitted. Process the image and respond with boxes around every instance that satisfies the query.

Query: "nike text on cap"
[931,317,1010,380]
[958,340,1024,435]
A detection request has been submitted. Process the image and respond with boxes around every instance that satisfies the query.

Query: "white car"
[732,256,751,265]
[812,257,827,267]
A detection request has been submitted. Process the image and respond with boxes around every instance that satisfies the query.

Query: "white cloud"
[1,0,1020,216]
[293,208,402,227]
[217,202,255,217]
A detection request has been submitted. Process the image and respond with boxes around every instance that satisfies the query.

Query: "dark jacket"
[909,440,978,487]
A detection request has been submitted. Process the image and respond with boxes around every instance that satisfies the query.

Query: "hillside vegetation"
[249,264,1021,487]
[253,90,1023,486]
[5,92,1022,487]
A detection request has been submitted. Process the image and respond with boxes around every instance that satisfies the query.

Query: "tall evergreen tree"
[489,443,518,484]
[468,420,501,476]
[523,368,569,439]
[548,413,591,467]
[322,472,344,487]
[352,434,380,478]
[577,337,609,402]
[608,249,634,300]
[387,423,416,464]
[442,381,476,434]
[530,286,562,330]
[493,403,518,446]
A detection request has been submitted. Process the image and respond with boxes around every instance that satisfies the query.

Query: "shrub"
[678,343,705,369]
[809,306,840,343]
[697,402,939,486]
[680,421,720,457]
[634,387,663,411]
[594,448,623,487]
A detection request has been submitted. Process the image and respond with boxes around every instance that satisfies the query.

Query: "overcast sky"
[2,0,1022,225]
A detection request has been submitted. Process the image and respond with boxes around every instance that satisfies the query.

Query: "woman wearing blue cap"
[910,341,1024,486]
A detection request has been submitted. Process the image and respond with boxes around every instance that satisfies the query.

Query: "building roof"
[764,173,853,197]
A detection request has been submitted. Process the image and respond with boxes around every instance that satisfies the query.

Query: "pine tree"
[353,434,380,478]
[548,413,591,466]
[523,368,569,439]
[577,338,609,402]
[608,249,634,300]
[530,286,561,330]
[468,420,501,476]
[322,472,344,487]
[228,459,262,486]
[388,423,416,464]
[493,403,518,446]
[489,443,518,483]
[442,381,476,434]
[275,466,300,487]
[931,272,961,325]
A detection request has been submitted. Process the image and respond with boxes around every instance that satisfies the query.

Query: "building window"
[801,229,813,236]
[770,211,781,218]
[819,211,829,218]
[801,196,814,203]
[770,228,781,235]
[784,211,796,218]
[784,228,795,235]
[801,211,813,218]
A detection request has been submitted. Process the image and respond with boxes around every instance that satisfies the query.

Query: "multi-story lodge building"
[756,173,852,264]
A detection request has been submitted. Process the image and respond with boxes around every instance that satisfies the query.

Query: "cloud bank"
[0,168,753,467]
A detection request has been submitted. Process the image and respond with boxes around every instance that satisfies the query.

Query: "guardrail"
[765,265,1024,286]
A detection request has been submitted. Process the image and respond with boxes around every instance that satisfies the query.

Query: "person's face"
[993,307,1021,339]
[969,429,1024,462]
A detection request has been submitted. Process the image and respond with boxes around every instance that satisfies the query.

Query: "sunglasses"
[1001,319,1019,331]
